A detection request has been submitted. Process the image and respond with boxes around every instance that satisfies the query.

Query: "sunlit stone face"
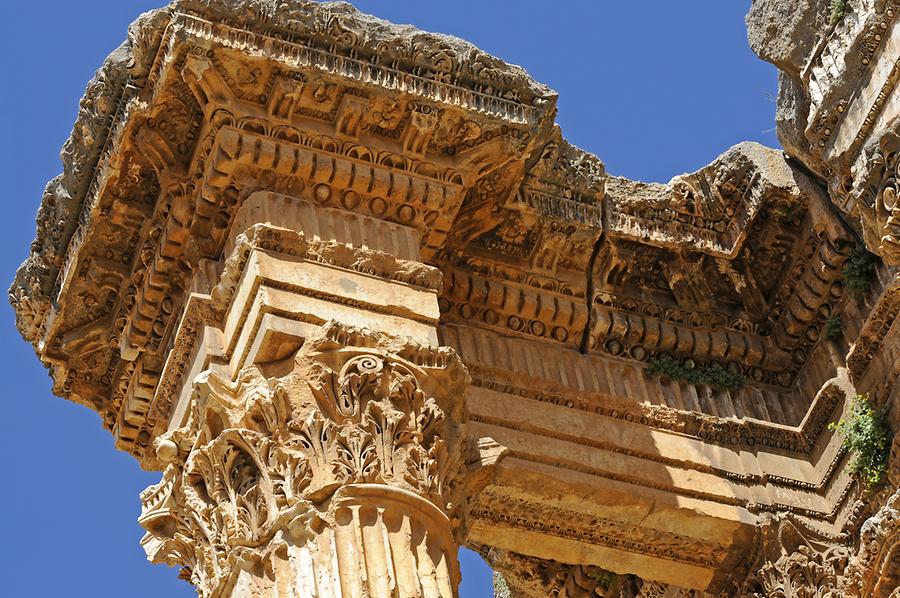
[10,0,900,596]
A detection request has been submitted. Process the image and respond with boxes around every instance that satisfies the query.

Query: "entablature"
[10,1,900,594]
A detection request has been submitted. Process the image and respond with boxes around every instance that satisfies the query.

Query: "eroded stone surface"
[9,0,900,596]
[141,322,473,596]
[748,0,900,263]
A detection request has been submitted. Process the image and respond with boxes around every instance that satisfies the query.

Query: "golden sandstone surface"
[9,0,900,596]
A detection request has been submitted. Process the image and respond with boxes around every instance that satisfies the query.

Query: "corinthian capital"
[140,321,471,597]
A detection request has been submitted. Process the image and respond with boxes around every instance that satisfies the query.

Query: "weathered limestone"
[10,0,900,596]
[747,0,900,263]
[136,190,480,596]
[140,323,472,596]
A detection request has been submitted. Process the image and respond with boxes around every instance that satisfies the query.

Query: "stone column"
[139,322,470,597]
[137,191,473,596]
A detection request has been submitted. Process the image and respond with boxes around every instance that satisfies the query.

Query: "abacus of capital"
[11,0,900,596]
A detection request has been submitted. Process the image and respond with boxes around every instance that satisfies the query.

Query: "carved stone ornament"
[8,0,900,595]
[857,117,900,265]
[140,322,473,596]
[842,488,900,598]
[740,515,852,598]
[737,491,900,598]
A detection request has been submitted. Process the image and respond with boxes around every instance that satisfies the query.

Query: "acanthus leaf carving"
[139,322,473,596]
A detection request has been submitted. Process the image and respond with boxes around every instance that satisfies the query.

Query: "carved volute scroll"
[140,322,472,597]
[9,0,900,596]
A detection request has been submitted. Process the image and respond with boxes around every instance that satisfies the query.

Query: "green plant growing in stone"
[842,245,878,297]
[822,314,842,341]
[828,394,890,489]
[778,203,798,225]
[645,355,745,391]
[829,0,848,25]
[585,567,616,589]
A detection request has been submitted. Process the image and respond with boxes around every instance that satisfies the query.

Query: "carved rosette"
[139,322,471,597]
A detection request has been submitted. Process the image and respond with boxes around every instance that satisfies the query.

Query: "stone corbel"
[182,54,234,115]
[400,107,439,157]
[334,93,371,140]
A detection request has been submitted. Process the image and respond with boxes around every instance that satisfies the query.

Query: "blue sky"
[0,2,776,596]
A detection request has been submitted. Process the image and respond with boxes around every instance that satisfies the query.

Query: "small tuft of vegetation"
[778,203,799,225]
[828,394,890,489]
[585,567,616,589]
[822,315,842,341]
[493,572,511,598]
[829,0,848,26]
[645,355,745,391]
[842,245,878,297]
